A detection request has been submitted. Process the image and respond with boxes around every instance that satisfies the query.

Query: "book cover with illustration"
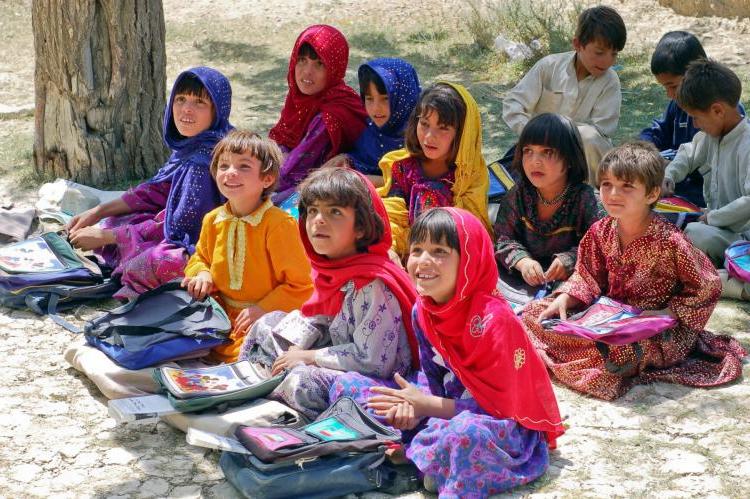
[0,237,65,273]
[160,360,269,399]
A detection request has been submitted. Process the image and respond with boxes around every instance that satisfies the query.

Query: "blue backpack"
[0,232,118,331]
[84,281,231,369]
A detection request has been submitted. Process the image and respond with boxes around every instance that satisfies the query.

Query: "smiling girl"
[180,130,313,363]
[269,25,368,203]
[494,113,603,295]
[237,166,419,419]
[377,82,492,261]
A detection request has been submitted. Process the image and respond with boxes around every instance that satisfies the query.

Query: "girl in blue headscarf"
[68,67,233,299]
[346,58,420,187]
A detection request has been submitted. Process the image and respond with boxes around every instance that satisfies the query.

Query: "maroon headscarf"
[269,25,368,157]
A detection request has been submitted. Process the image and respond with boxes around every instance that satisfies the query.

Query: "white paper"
[186,428,250,454]
[107,395,177,424]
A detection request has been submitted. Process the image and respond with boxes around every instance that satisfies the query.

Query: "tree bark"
[32,0,167,187]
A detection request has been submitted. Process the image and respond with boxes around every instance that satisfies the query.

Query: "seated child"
[346,58,421,187]
[181,130,314,363]
[378,82,491,260]
[67,67,233,299]
[640,31,744,207]
[495,113,603,299]
[270,24,368,203]
[523,142,746,400]
[662,59,750,300]
[502,5,626,182]
[331,207,564,497]
[238,166,419,419]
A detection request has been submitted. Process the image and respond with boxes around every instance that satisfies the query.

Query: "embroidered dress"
[100,67,233,299]
[348,58,421,176]
[522,216,747,400]
[239,171,418,419]
[378,83,492,255]
[270,25,368,200]
[183,200,313,363]
[388,156,456,224]
[494,181,603,274]
[332,208,564,498]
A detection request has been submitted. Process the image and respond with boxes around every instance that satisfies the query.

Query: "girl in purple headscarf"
[67,67,233,299]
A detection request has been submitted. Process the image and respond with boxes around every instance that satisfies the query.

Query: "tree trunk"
[32,0,167,187]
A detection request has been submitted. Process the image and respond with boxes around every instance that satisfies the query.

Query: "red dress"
[522,216,746,400]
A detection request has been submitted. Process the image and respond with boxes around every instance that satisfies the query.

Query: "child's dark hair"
[575,5,627,52]
[358,65,387,98]
[173,73,210,98]
[677,58,741,111]
[297,42,320,60]
[298,165,384,253]
[650,31,706,76]
[597,141,664,207]
[512,113,588,186]
[404,83,466,164]
[409,208,460,252]
[210,130,282,200]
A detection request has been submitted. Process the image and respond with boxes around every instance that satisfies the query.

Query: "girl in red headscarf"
[333,207,565,497]
[269,25,368,204]
[238,166,418,419]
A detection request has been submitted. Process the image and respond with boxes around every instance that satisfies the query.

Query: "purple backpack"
[725,240,750,283]
[541,296,677,345]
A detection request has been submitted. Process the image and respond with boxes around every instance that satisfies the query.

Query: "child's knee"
[684,223,725,263]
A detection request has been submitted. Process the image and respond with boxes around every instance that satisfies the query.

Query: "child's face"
[655,72,683,101]
[364,82,390,128]
[417,110,457,165]
[305,201,363,260]
[172,91,215,137]
[407,236,459,305]
[599,172,659,220]
[684,103,729,137]
[295,55,328,95]
[215,152,275,213]
[573,38,618,78]
[521,144,568,192]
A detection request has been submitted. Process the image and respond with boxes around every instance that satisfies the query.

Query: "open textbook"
[159,360,272,399]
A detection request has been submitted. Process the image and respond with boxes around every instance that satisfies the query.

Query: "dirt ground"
[1,0,749,497]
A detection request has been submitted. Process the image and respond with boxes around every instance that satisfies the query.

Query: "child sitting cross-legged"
[522,142,746,400]
[330,207,565,497]
[181,130,314,363]
[661,59,750,300]
[238,166,419,419]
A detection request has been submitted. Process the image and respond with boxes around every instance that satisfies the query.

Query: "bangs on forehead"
[409,208,460,252]
[299,174,358,209]
[420,103,460,128]
[598,162,640,184]
[174,74,210,99]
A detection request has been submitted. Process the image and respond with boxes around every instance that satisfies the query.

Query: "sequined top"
[387,156,456,224]
[557,215,720,329]
[494,181,603,273]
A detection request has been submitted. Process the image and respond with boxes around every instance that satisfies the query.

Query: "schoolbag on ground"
[84,281,230,369]
[221,396,420,498]
[725,240,750,282]
[0,232,118,330]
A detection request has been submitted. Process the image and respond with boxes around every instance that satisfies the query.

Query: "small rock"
[104,447,137,465]
[169,484,202,498]
[138,477,170,498]
[11,463,43,483]
[661,450,707,475]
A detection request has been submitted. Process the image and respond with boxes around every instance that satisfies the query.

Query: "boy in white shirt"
[662,59,750,300]
[503,5,626,182]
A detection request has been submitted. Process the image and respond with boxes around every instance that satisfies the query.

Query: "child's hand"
[271,349,316,376]
[661,177,675,197]
[67,206,102,232]
[387,248,403,268]
[516,257,545,286]
[538,293,581,322]
[383,401,421,430]
[234,305,265,336]
[698,208,710,223]
[368,373,428,418]
[544,257,569,283]
[180,271,214,301]
[68,226,115,250]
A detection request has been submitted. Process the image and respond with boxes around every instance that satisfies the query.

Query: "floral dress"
[388,156,455,224]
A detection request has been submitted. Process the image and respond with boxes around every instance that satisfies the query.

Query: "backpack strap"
[45,293,83,333]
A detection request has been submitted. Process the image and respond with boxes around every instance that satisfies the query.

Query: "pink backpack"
[725,240,750,283]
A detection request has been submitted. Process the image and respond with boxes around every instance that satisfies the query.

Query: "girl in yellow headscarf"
[377,82,491,259]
